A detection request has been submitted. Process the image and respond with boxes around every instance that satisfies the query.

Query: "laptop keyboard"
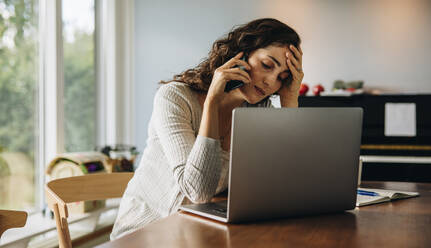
[213,207,227,213]
[181,200,228,219]
[203,202,227,217]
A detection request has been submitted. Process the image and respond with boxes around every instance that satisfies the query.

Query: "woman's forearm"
[280,92,299,108]
[198,100,220,139]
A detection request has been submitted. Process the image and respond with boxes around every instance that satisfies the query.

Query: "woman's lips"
[254,85,265,96]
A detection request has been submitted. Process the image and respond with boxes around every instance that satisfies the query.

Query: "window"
[0,0,98,212]
[0,0,39,212]
[62,0,97,152]
[0,2,134,243]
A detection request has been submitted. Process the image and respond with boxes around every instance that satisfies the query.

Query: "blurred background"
[1,0,96,212]
[134,0,431,149]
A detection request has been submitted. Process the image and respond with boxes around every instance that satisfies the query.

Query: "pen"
[357,189,380,196]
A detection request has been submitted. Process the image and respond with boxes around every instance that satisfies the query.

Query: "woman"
[111,18,304,240]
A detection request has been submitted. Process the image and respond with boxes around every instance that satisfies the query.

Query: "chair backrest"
[0,210,28,238]
[45,172,134,248]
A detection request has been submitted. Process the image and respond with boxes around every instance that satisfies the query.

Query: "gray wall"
[134,0,431,150]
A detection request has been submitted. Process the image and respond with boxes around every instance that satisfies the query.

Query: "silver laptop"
[180,107,363,223]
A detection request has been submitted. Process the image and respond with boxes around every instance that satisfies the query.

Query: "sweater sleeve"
[152,84,222,203]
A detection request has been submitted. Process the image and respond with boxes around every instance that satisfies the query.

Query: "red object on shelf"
[312,84,325,96]
[299,83,309,96]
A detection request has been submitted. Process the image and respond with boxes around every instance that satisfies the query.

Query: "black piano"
[299,94,431,182]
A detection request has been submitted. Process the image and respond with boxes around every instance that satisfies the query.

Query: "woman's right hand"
[205,52,251,105]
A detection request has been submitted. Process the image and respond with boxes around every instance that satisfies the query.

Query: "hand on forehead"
[261,46,288,68]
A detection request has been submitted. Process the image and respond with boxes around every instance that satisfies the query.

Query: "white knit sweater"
[110,82,273,240]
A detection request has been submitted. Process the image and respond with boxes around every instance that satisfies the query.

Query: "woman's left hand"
[278,44,304,99]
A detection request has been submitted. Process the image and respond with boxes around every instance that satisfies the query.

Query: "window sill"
[0,199,120,248]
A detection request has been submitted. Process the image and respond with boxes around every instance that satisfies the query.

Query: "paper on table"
[384,103,416,137]
[356,187,419,207]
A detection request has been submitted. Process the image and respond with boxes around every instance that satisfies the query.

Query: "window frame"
[96,0,135,147]
[37,0,65,212]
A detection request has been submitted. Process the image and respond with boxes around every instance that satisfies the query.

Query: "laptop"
[179,107,363,223]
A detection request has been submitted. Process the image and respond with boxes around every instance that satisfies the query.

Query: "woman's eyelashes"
[260,60,288,85]
[261,61,285,85]
[261,61,272,69]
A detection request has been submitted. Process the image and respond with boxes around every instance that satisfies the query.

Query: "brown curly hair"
[160,18,301,92]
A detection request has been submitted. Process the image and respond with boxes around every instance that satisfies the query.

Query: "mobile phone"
[224,55,248,92]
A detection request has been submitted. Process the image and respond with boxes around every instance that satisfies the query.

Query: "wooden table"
[97,182,431,248]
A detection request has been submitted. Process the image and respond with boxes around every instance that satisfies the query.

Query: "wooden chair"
[0,210,28,238]
[45,172,133,248]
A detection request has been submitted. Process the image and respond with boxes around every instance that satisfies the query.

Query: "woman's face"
[237,45,290,104]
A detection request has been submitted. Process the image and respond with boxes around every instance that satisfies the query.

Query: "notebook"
[356,187,419,207]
